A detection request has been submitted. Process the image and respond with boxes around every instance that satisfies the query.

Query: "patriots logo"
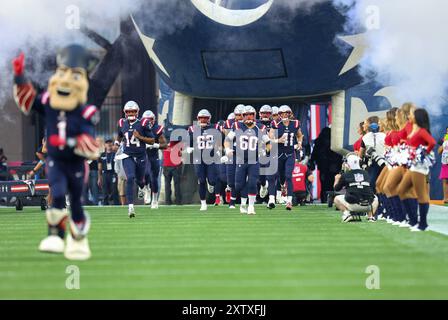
[354,174,364,183]
[23,180,36,196]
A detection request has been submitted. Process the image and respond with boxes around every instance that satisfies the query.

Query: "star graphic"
[338,33,368,76]
[132,16,170,78]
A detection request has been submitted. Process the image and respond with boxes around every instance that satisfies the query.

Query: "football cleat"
[138,187,145,200]
[240,205,248,214]
[151,201,159,209]
[368,217,377,223]
[399,221,411,228]
[410,226,423,232]
[392,221,402,226]
[286,203,292,211]
[214,195,221,206]
[64,233,91,261]
[39,235,65,254]
[128,207,136,219]
[248,206,256,215]
[268,201,276,210]
[260,182,269,199]
[200,203,208,211]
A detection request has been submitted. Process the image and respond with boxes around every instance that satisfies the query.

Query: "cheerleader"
[375,108,399,219]
[397,108,436,231]
[382,103,417,224]
[353,122,366,155]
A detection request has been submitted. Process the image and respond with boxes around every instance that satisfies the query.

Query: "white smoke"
[334,0,448,114]
[2,0,448,116]
[0,0,200,113]
[0,0,146,121]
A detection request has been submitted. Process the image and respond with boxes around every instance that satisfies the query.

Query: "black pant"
[103,171,118,205]
[320,170,336,203]
[164,165,182,205]
[293,191,307,206]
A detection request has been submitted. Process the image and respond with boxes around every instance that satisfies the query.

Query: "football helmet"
[278,105,292,122]
[197,109,212,127]
[259,105,272,121]
[123,101,140,121]
[243,105,256,125]
[142,110,156,126]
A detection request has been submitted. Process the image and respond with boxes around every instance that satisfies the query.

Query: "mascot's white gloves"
[186,147,194,154]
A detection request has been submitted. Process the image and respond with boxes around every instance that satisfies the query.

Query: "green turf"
[1,205,448,300]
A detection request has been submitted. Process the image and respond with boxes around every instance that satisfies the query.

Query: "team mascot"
[12,45,100,260]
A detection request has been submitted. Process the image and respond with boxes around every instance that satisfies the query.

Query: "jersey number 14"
[125,131,141,148]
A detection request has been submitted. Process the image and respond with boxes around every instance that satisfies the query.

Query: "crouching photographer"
[360,117,387,187]
[333,153,379,222]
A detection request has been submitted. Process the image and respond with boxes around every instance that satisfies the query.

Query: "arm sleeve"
[334,174,346,192]
[421,129,436,153]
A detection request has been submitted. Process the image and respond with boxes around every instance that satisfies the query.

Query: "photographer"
[360,117,386,187]
[333,154,379,222]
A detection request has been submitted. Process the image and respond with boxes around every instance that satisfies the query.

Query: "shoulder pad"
[141,118,150,127]
[156,125,165,136]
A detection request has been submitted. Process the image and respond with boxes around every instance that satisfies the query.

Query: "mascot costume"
[12,45,100,261]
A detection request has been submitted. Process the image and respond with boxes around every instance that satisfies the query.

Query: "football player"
[272,106,279,122]
[12,45,100,260]
[187,109,222,211]
[269,105,303,210]
[142,110,168,209]
[116,101,155,218]
[258,105,273,200]
[223,105,245,209]
[225,106,270,215]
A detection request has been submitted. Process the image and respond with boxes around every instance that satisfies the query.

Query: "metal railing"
[96,96,122,140]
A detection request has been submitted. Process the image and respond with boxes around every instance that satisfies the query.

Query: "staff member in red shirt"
[163,141,184,205]
[397,108,436,231]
